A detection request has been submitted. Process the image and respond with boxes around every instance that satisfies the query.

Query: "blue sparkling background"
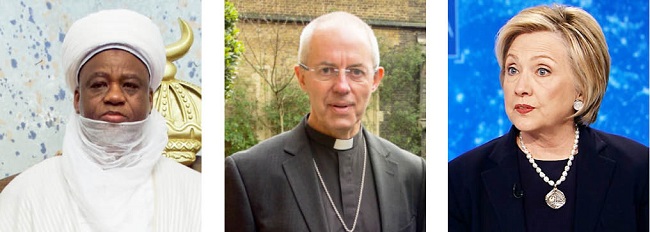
[448,0,649,161]
[0,0,202,177]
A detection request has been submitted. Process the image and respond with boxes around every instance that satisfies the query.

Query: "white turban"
[62,9,166,92]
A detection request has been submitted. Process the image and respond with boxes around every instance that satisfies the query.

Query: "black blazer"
[225,121,426,232]
[449,126,649,232]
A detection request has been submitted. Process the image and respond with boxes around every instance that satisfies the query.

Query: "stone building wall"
[232,0,425,23]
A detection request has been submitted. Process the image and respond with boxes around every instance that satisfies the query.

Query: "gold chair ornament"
[154,18,202,166]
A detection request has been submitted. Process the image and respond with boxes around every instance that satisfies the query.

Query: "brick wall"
[232,0,425,23]
[235,21,304,140]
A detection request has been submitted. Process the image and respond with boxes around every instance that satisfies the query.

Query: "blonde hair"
[495,4,610,125]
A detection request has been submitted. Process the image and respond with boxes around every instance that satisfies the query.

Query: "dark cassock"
[306,119,382,231]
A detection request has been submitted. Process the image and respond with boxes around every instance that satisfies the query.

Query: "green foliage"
[224,0,244,99]
[263,82,310,134]
[225,14,310,156]
[225,80,308,156]
[225,86,259,156]
[378,43,425,156]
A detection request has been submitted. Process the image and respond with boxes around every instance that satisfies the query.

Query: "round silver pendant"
[545,187,566,209]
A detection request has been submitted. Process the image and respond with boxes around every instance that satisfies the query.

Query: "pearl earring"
[573,99,584,111]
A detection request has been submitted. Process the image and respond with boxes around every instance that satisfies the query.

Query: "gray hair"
[297,11,380,68]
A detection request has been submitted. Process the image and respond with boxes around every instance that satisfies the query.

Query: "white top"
[0,156,201,232]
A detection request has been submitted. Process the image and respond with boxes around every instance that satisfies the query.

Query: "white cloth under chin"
[61,110,168,232]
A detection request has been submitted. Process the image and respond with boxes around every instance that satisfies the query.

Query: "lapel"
[574,127,616,231]
[364,130,401,232]
[481,127,526,231]
[282,123,328,232]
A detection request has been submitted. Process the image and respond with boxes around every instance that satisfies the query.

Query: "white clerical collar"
[333,138,354,150]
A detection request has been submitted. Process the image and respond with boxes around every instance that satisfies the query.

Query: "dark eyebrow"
[82,72,147,86]
[120,76,148,89]
[79,72,108,85]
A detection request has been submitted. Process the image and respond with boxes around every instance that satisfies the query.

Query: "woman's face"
[502,31,580,134]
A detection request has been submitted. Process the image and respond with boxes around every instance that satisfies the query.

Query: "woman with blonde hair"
[448,4,648,231]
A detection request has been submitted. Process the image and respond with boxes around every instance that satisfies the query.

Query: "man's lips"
[329,103,354,113]
[100,111,128,123]
[515,104,535,114]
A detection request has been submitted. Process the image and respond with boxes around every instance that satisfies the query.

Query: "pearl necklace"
[518,125,579,209]
[313,136,366,232]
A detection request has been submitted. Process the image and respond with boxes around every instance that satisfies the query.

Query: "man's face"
[295,25,384,139]
[74,49,152,123]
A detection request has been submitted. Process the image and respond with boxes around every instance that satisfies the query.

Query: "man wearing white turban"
[0,9,201,232]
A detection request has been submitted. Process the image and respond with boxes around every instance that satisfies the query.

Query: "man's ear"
[371,67,385,92]
[74,88,81,114]
[295,65,307,91]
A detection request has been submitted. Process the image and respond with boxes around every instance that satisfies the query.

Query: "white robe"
[0,156,201,232]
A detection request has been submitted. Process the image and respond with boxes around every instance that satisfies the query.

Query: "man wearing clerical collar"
[225,11,426,232]
[0,9,200,231]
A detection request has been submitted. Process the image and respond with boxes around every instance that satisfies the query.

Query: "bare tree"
[238,15,309,134]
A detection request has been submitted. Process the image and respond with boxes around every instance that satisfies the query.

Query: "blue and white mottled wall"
[448,0,649,161]
[0,0,202,177]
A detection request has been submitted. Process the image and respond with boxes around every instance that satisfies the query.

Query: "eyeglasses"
[299,63,377,82]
